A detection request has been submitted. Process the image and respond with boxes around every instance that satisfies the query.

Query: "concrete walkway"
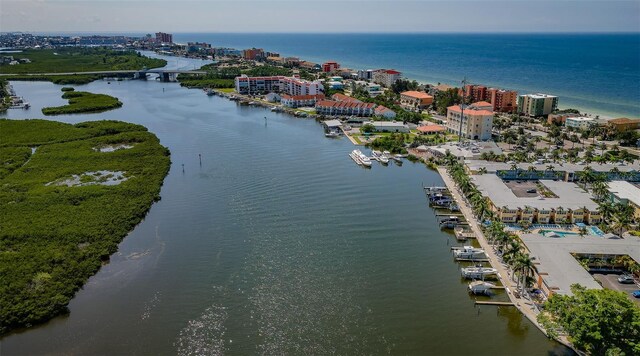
[436,167,574,349]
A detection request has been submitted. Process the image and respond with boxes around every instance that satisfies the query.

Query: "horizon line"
[4,31,640,35]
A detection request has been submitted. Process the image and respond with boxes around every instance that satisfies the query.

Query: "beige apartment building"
[400,91,433,111]
[445,103,494,140]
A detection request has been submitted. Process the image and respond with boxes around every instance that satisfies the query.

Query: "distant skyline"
[2,0,640,34]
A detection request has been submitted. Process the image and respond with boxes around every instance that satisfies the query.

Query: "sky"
[1,0,639,33]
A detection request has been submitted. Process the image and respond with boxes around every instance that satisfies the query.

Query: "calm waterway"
[0,55,569,355]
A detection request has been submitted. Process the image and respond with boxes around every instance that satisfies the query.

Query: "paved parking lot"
[593,273,640,306]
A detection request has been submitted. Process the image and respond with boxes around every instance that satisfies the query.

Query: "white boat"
[349,149,372,167]
[371,150,389,164]
[325,130,340,138]
[468,281,496,295]
[461,266,498,279]
[453,246,486,260]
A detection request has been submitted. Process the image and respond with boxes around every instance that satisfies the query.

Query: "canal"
[0,56,569,355]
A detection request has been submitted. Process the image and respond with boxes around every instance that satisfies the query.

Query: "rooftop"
[417,124,446,133]
[521,93,558,99]
[465,160,640,174]
[566,117,594,122]
[401,91,433,99]
[447,105,494,116]
[608,180,640,206]
[428,141,502,159]
[323,119,342,128]
[521,233,640,295]
[370,121,406,127]
[472,175,599,210]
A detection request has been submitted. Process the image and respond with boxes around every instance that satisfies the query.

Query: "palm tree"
[478,167,488,175]
[514,253,536,293]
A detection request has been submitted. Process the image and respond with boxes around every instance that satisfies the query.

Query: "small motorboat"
[468,281,496,295]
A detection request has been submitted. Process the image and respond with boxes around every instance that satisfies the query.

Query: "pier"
[475,301,514,306]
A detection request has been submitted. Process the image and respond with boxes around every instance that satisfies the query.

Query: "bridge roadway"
[0,69,207,76]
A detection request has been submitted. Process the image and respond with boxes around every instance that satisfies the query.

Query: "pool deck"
[437,168,575,350]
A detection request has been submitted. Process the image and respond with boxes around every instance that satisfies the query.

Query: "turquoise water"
[173,33,640,118]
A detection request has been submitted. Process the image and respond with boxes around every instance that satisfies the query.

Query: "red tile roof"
[331,93,362,103]
[447,105,494,116]
[375,105,395,114]
[417,125,446,133]
[473,101,493,107]
[316,100,376,109]
[281,94,325,101]
[401,91,433,100]
[384,69,401,75]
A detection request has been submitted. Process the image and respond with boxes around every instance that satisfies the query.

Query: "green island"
[0,79,10,112]
[0,119,170,334]
[0,48,167,84]
[42,87,123,115]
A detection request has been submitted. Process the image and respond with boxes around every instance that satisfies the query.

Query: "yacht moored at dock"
[468,281,496,295]
[349,149,372,167]
[371,150,389,165]
[452,246,486,260]
[439,216,460,229]
[460,266,498,279]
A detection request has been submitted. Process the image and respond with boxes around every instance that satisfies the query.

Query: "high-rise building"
[322,61,340,73]
[488,88,518,113]
[234,75,324,95]
[517,93,558,117]
[155,32,173,44]
[243,48,265,60]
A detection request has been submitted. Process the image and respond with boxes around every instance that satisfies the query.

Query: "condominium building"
[488,88,518,113]
[322,61,340,73]
[461,84,488,103]
[608,181,640,220]
[280,94,325,108]
[565,117,595,130]
[155,32,173,44]
[472,175,602,224]
[400,91,434,111]
[315,100,376,116]
[445,103,494,140]
[517,93,558,117]
[243,48,264,60]
[234,75,324,96]
[372,69,401,87]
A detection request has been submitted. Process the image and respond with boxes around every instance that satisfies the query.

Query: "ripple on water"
[174,304,228,356]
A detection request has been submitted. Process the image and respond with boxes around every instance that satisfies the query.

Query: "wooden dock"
[455,257,489,262]
[475,301,514,306]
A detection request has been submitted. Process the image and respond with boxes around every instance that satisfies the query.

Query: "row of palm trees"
[446,160,536,294]
[588,178,637,236]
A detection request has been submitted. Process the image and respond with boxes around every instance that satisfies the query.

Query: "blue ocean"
[173,33,640,118]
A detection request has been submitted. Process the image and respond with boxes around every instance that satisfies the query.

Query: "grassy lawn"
[0,48,166,74]
[42,88,122,115]
[0,119,170,334]
[217,88,235,93]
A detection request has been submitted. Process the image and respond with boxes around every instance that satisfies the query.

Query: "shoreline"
[436,167,576,352]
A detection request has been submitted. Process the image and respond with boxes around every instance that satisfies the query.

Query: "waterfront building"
[461,84,488,103]
[607,117,640,132]
[472,175,601,224]
[445,103,494,140]
[517,93,558,117]
[243,48,265,60]
[400,91,434,111]
[234,75,323,96]
[300,61,321,71]
[372,69,401,87]
[565,117,595,130]
[607,181,640,219]
[464,160,640,183]
[357,69,377,80]
[155,32,173,44]
[322,61,340,73]
[315,100,376,116]
[280,94,325,108]
[487,88,518,113]
[374,105,396,119]
[368,121,409,133]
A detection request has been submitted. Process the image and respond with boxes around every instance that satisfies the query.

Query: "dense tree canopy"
[538,284,640,355]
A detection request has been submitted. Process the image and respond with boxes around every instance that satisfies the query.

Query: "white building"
[372,69,401,87]
[235,75,324,96]
[565,117,595,130]
[517,93,558,117]
[368,121,409,133]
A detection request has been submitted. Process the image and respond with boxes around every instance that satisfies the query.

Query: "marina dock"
[475,301,514,306]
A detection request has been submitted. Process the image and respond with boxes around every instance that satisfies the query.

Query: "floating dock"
[475,301,514,306]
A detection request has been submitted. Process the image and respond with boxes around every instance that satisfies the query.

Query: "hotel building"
[400,91,434,111]
[445,103,494,140]
[565,117,595,130]
[372,69,401,87]
[487,88,518,113]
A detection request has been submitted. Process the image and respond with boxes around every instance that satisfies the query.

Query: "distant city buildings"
[155,32,173,44]
[243,48,265,60]
[445,102,494,140]
[322,61,340,73]
[400,91,433,111]
[517,93,558,117]
[372,69,401,87]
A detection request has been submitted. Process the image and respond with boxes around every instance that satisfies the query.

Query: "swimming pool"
[539,229,579,238]
[588,226,605,236]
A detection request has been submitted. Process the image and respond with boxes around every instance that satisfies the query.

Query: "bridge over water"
[0,69,208,82]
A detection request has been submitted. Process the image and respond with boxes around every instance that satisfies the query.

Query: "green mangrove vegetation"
[42,88,123,115]
[0,78,10,112]
[0,119,171,334]
[0,48,166,74]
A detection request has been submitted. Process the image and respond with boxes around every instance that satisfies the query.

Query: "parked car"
[618,274,635,284]
[632,290,640,298]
